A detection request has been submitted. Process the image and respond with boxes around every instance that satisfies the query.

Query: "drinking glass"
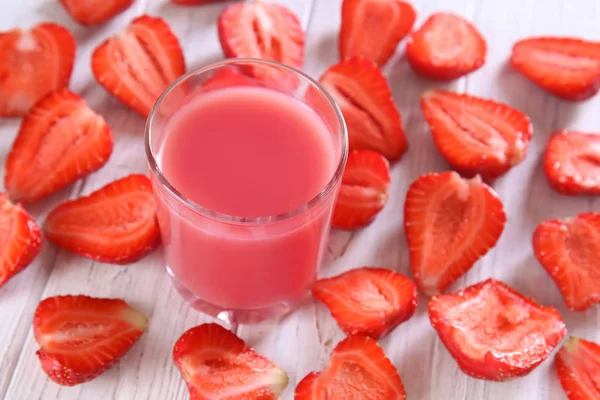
[145,59,348,324]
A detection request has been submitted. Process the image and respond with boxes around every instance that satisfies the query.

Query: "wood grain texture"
[1,0,600,399]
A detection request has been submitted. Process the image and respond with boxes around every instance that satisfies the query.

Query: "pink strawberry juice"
[151,85,343,315]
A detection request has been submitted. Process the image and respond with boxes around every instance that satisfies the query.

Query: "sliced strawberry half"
[533,213,600,312]
[511,37,600,101]
[312,267,417,339]
[44,174,160,264]
[404,172,506,296]
[319,57,407,160]
[173,323,288,399]
[556,336,600,400]
[60,0,133,25]
[406,12,486,81]
[339,0,416,66]
[544,130,600,195]
[0,23,75,117]
[332,150,390,230]
[0,194,42,288]
[420,90,532,180]
[34,295,148,386]
[429,279,567,381]
[91,15,186,117]
[219,1,304,69]
[295,335,406,399]
[5,89,113,204]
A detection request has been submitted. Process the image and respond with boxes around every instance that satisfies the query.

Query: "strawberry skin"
[60,0,134,25]
[511,37,600,101]
[319,57,407,160]
[0,23,76,117]
[44,174,160,264]
[312,267,418,339]
[0,194,42,288]
[544,130,600,195]
[404,172,506,296]
[429,279,567,381]
[332,150,390,230]
[34,295,148,386]
[421,90,533,180]
[173,323,288,399]
[533,213,600,312]
[295,335,406,400]
[218,1,304,73]
[339,0,416,66]
[5,89,113,203]
[92,15,186,117]
[555,336,600,400]
[406,12,486,81]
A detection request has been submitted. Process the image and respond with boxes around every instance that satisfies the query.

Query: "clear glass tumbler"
[145,59,348,324]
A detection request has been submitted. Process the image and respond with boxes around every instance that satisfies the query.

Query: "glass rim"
[145,58,349,224]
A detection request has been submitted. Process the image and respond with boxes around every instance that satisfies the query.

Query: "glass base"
[167,266,303,324]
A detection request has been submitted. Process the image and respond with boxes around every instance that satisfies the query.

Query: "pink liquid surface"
[155,86,337,311]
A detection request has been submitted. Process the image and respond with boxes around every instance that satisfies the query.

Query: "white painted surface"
[1,0,599,399]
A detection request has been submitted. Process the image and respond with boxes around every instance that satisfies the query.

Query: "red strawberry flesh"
[555,336,600,400]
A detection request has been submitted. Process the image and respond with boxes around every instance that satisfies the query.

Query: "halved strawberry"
[0,23,75,117]
[339,0,416,66]
[511,37,600,101]
[44,174,160,264]
[295,335,406,399]
[429,279,567,381]
[34,295,148,386]
[533,213,600,312]
[5,89,113,204]
[406,12,486,81]
[331,150,390,230]
[319,57,407,160]
[218,1,304,71]
[556,336,600,400]
[420,90,533,180]
[312,267,417,339]
[60,0,133,25]
[0,194,42,288]
[544,130,600,195]
[91,15,186,117]
[404,172,506,296]
[173,323,288,399]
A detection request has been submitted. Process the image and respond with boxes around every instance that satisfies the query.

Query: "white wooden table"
[1,1,599,399]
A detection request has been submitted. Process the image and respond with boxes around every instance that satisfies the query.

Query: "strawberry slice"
[0,23,75,117]
[556,336,600,400]
[420,90,533,180]
[511,37,600,101]
[404,172,506,296]
[331,150,390,230]
[319,57,407,160]
[44,174,160,264]
[34,295,148,386]
[312,267,418,339]
[91,15,186,117]
[173,323,288,399]
[295,335,406,399]
[406,12,486,81]
[429,279,567,381]
[60,0,133,25]
[218,1,304,71]
[533,213,600,312]
[544,130,600,195]
[0,194,42,288]
[5,89,113,204]
[339,0,416,66]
